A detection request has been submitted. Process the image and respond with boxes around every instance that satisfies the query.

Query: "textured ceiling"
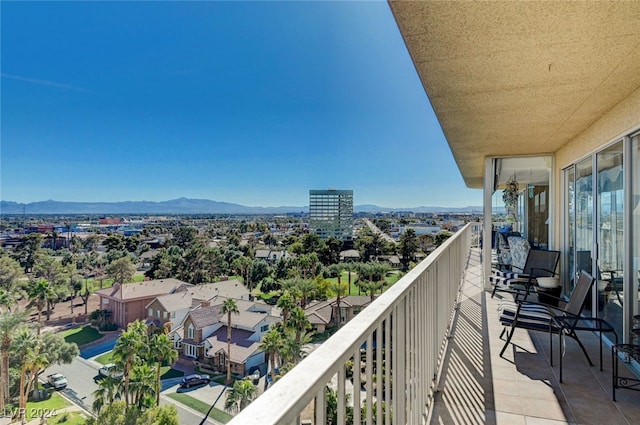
[388,1,640,188]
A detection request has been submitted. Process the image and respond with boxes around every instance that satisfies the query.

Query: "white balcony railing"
[229,224,471,425]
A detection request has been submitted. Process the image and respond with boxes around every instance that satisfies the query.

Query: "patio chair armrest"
[513,299,565,315]
[551,315,618,341]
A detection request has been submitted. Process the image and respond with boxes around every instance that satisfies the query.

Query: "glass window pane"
[596,141,623,333]
[632,134,640,340]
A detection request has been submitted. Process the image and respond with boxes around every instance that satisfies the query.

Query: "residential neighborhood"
[0,211,474,424]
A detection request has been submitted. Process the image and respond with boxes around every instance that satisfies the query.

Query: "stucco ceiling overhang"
[388,1,640,189]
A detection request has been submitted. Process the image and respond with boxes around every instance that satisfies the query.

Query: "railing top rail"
[228,223,471,425]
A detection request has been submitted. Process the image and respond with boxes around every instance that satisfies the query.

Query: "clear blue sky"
[1,1,481,209]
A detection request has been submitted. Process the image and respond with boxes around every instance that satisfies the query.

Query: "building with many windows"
[309,189,354,241]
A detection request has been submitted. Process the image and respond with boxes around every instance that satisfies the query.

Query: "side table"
[612,343,640,401]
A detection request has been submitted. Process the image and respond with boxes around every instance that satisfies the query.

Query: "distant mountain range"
[0,198,482,215]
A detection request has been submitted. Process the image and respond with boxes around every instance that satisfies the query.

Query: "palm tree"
[11,327,44,424]
[287,307,311,344]
[129,363,156,409]
[0,310,27,409]
[92,376,123,414]
[280,329,313,367]
[0,289,15,312]
[258,328,283,384]
[224,378,257,413]
[359,280,384,301]
[354,262,372,295]
[26,279,56,333]
[276,291,296,328]
[342,262,355,295]
[149,333,178,405]
[295,278,318,307]
[328,280,348,328]
[112,320,147,405]
[221,298,239,384]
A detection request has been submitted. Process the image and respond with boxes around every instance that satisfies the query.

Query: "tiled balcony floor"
[430,248,640,425]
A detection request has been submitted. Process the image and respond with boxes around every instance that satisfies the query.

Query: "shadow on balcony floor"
[430,248,640,425]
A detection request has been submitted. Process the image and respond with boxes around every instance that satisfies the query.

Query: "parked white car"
[47,373,68,390]
[98,363,123,379]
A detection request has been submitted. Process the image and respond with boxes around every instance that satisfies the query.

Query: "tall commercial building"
[309,189,354,241]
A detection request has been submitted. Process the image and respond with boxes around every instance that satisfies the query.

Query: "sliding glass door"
[564,140,629,340]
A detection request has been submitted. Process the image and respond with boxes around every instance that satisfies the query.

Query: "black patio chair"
[497,270,596,366]
[490,249,560,299]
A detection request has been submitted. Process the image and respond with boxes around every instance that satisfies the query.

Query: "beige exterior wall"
[551,86,640,248]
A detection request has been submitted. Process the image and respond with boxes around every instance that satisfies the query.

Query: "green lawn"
[25,392,72,421]
[61,325,103,346]
[48,410,88,425]
[94,350,113,365]
[94,350,184,379]
[166,392,232,423]
[160,367,184,379]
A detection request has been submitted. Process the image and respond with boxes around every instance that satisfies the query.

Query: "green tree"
[87,401,179,425]
[12,327,41,424]
[26,279,57,332]
[224,378,258,413]
[276,291,296,328]
[103,234,126,252]
[222,299,239,384]
[359,280,384,301]
[93,376,123,414]
[17,330,78,406]
[0,256,23,291]
[328,280,348,328]
[287,306,311,345]
[232,256,252,291]
[398,228,419,271]
[250,259,270,288]
[258,328,283,383]
[0,310,27,409]
[129,363,156,409]
[280,329,313,368]
[298,278,318,307]
[435,231,453,247]
[181,243,207,284]
[112,321,147,405]
[137,404,179,425]
[149,333,178,405]
[12,233,43,273]
[326,386,354,425]
[319,237,343,265]
[0,256,24,311]
[300,233,322,254]
[170,226,198,250]
[107,257,136,285]
[294,253,320,279]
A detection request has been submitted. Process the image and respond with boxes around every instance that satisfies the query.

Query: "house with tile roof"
[254,249,289,264]
[170,296,280,377]
[144,278,262,331]
[95,278,190,328]
[305,295,373,333]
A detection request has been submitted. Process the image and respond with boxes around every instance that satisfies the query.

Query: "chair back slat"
[523,250,560,277]
[565,270,595,316]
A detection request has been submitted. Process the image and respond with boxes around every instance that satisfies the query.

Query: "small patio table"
[612,343,640,401]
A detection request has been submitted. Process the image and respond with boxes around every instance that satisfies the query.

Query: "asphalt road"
[43,357,220,425]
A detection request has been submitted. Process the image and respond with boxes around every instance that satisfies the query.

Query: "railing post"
[226,225,472,425]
